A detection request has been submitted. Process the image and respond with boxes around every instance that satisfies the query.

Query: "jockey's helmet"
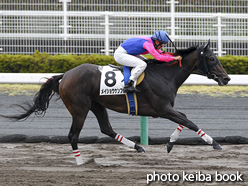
[152,30,169,44]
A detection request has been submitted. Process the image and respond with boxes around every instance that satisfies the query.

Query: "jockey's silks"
[120,36,175,62]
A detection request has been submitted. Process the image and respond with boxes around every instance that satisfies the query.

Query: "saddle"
[108,64,145,85]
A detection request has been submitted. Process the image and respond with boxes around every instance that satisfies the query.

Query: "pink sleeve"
[143,41,175,62]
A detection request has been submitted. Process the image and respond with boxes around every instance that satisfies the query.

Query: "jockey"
[114,30,182,93]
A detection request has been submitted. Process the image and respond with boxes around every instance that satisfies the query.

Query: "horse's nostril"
[224,77,231,82]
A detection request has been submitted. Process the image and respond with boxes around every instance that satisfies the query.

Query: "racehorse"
[2,40,230,165]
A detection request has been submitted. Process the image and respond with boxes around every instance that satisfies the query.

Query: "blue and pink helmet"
[152,30,169,44]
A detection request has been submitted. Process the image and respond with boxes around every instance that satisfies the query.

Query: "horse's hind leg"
[68,112,89,165]
[91,102,145,153]
[63,97,90,165]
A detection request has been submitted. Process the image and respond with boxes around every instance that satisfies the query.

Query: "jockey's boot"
[123,80,140,93]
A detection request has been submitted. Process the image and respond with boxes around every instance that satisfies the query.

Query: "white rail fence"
[1,1,248,56]
[0,73,247,85]
[0,1,247,85]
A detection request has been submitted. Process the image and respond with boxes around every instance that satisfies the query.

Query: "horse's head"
[196,40,231,86]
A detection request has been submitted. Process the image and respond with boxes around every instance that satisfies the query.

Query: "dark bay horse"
[2,40,230,165]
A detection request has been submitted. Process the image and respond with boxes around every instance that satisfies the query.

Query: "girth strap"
[123,66,138,116]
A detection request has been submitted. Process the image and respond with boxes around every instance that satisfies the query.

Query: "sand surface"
[0,143,247,186]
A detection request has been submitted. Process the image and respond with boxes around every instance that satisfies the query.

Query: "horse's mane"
[175,46,197,58]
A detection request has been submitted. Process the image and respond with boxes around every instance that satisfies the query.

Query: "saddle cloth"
[99,65,144,96]
[99,65,145,116]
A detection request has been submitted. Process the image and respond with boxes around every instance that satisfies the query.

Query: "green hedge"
[0,51,247,74]
[218,55,248,74]
[0,51,119,73]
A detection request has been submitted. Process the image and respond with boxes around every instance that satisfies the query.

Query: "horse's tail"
[2,74,64,121]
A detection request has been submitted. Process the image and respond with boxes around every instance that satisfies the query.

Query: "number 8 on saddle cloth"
[99,65,145,115]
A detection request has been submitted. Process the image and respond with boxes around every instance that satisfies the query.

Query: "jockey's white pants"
[114,46,147,82]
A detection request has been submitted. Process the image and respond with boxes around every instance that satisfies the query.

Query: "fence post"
[0,11,2,52]
[100,11,114,55]
[59,0,71,53]
[213,13,226,56]
[140,116,148,145]
[166,0,179,41]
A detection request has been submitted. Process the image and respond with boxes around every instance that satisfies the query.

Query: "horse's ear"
[204,39,210,50]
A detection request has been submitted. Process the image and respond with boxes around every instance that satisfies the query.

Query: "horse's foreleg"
[196,129,222,150]
[167,124,184,153]
[167,111,185,152]
[163,107,222,152]
[170,125,184,143]
[91,102,145,153]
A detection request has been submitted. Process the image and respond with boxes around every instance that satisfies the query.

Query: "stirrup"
[124,80,140,93]
[123,86,140,93]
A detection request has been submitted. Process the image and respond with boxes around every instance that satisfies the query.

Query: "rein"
[168,59,182,67]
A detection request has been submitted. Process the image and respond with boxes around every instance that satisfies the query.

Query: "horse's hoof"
[135,144,146,153]
[166,142,174,153]
[137,147,146,153]
[213,140,222,150]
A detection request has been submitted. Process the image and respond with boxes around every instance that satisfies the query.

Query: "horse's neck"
[182,50,198,71]
[173,50,198,88]
[145,50,198,93]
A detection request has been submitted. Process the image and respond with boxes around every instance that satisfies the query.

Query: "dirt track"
[1,92,248,185]
[0,143,247,186]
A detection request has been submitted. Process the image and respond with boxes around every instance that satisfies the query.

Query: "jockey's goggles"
[157,41,168,47]
[158,41,168,45]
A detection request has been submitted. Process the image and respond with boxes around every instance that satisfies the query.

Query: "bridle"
[195,45,220,79]
[180,41,220,80]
